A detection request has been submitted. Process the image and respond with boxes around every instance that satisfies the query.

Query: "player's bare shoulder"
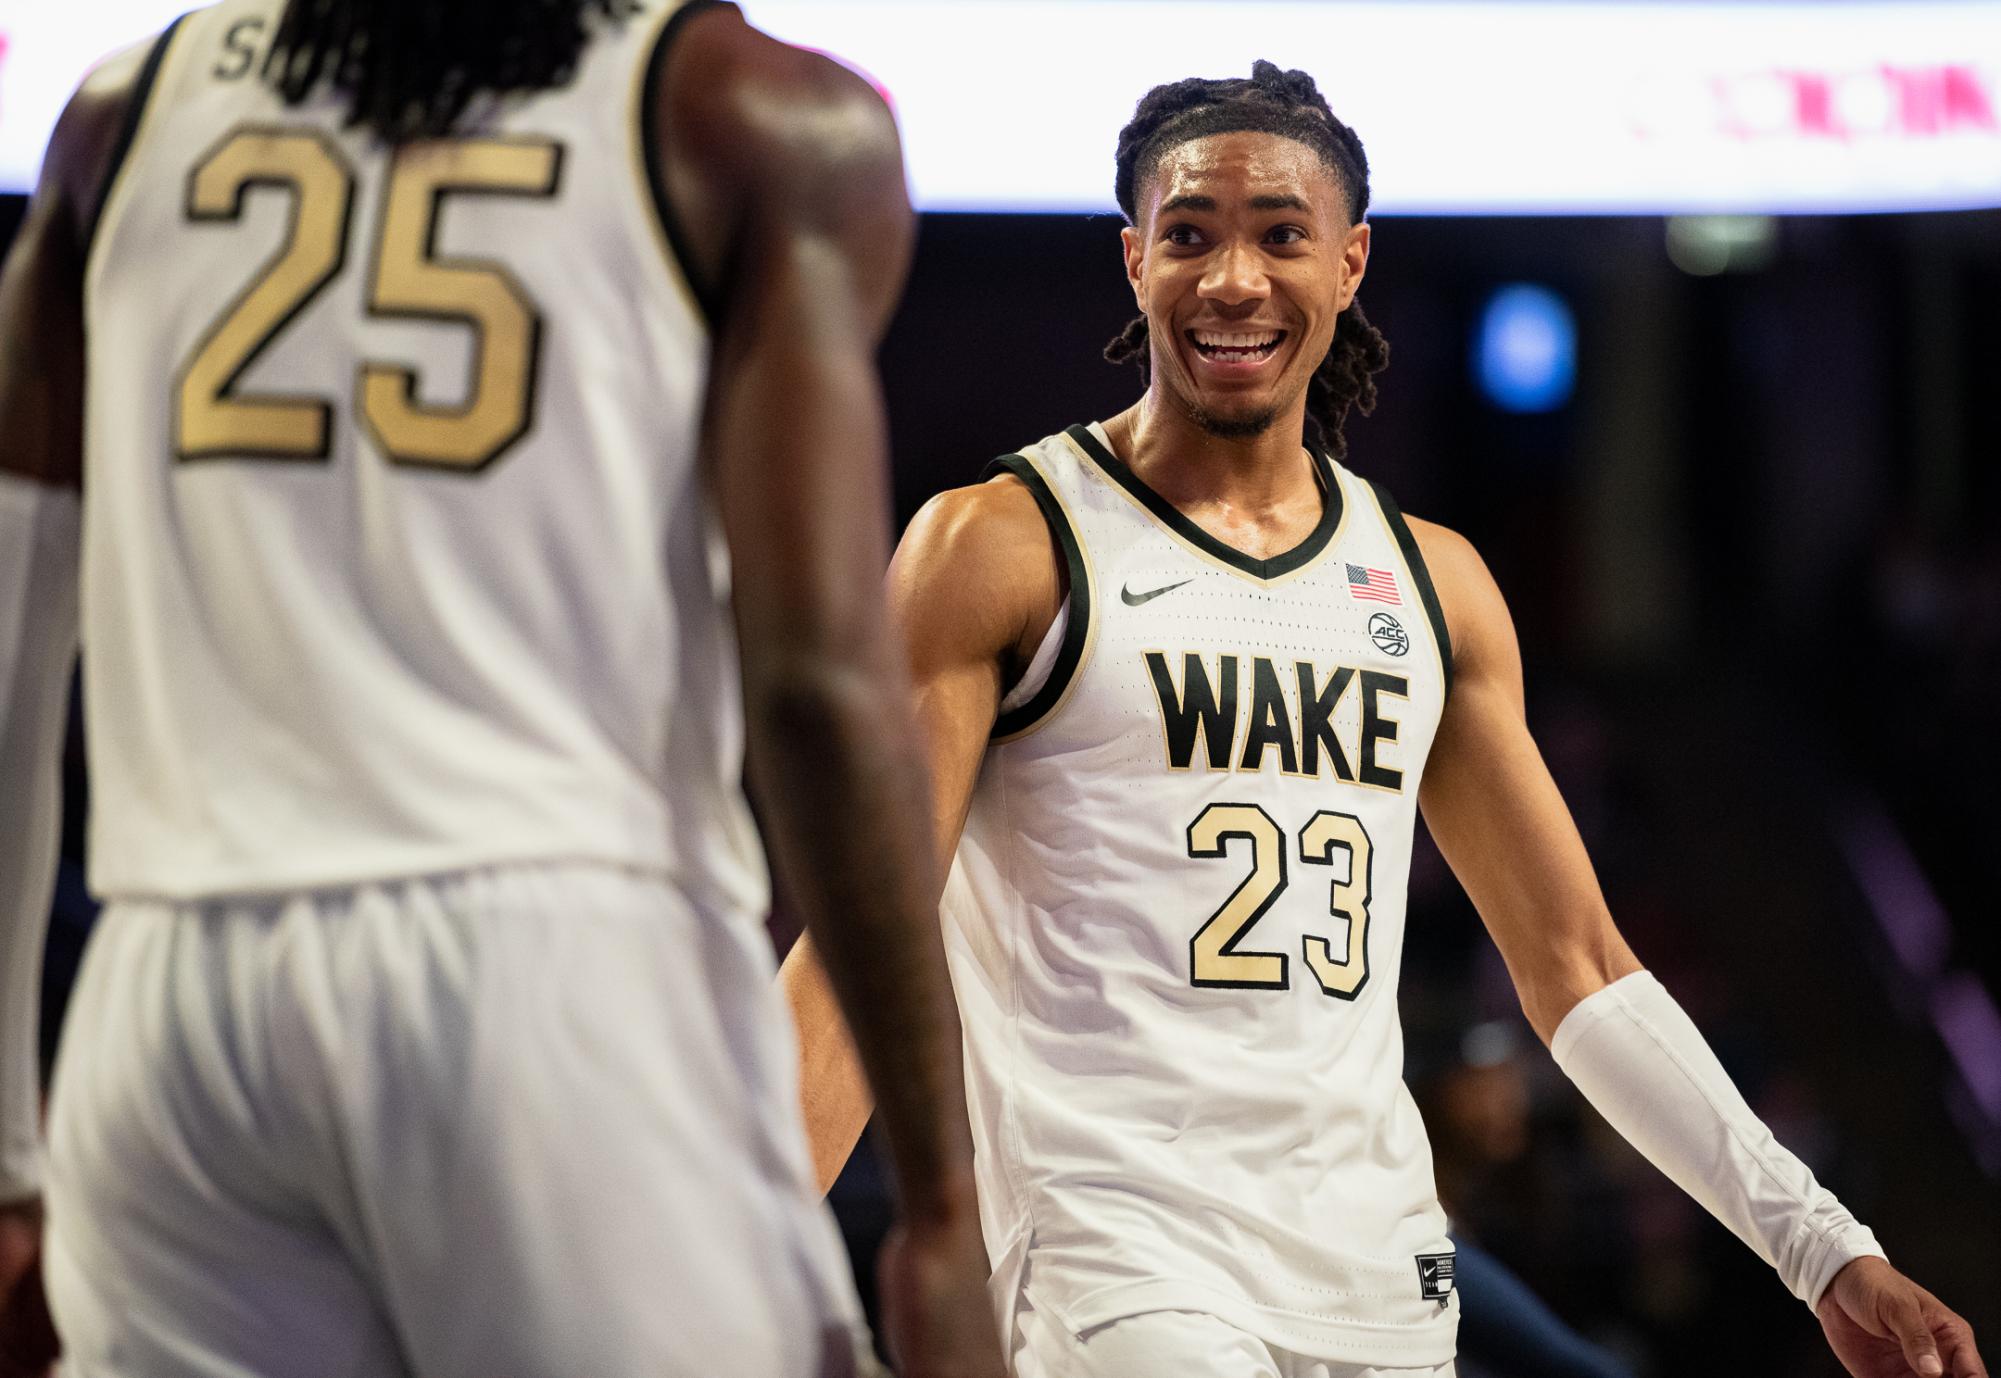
[662,6,895,158]
[1403,514,1518,685]
[651,7,905,302]
[892,475,1063,678]
[45,32,166,240]
[0,31,162,491]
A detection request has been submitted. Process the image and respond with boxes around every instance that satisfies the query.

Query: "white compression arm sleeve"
[0,474,82,1204]
[1551,970,1885,1309]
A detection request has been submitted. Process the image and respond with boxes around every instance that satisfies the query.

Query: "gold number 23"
[1186,803,1373,999]
[177,127,561,472]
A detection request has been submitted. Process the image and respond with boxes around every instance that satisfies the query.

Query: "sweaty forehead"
[1142,131,1342,217]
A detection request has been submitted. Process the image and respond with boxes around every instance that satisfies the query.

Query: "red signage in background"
[1775,65,1996,139]
[1883,65,1997,135]
[4,2,1999,210]
[1636,63,2001,141]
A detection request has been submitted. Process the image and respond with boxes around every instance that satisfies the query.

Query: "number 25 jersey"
[941,422,1459,1366]
[82,0,763,911]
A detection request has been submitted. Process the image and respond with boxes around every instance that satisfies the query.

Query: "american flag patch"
[1346,563,1402,605]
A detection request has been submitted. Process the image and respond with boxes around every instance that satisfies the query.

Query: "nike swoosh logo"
[1121,578,1193,607]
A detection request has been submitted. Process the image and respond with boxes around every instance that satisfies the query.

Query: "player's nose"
[1196,240,1269,306]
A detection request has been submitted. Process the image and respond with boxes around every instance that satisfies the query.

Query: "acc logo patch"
[1368,612,1409,657]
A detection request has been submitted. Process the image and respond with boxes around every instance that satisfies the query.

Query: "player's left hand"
[0,1199,56,1378]
[1816,1255,1986,1378]
[875,1209,1005,1378]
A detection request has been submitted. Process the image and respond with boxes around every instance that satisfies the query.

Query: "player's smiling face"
[1122,131,1369,438]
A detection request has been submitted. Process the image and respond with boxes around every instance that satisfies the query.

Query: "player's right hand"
[0,1199,57,1378]
[875,1210,1005,1378]
[1816,1256,1986,1378]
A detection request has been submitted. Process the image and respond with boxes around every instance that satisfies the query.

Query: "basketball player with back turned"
[0,1,1001,1374]
[781,63,1987,1378]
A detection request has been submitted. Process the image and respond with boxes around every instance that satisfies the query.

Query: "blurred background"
[4,1,1997,1374]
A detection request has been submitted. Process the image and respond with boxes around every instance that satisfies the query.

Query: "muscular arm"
[1,54,140,1168]
[0,48,137,1353]
[1409,519,1639,1042]
[658,9,1011,1230]
[780,476,1058,1193]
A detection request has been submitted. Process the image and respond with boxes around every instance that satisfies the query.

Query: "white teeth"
[1191,329,1281,351]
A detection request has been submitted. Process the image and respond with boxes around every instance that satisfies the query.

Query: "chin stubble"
[1184,397,1283,439]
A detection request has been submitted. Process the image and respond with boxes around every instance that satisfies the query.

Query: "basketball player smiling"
[782,62,1987,1378]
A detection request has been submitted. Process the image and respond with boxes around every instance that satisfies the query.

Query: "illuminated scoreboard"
[2,0,1998,213]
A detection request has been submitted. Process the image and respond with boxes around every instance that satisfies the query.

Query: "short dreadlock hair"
[1104,60,1389,461]
[264,0,637,143]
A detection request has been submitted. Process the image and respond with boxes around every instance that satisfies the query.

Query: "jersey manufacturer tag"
[1415,1251,1455,1302]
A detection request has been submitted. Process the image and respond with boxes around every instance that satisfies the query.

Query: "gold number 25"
[177,127,560,472]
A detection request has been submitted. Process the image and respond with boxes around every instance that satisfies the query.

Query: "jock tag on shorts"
[1416,1252,1456,1302]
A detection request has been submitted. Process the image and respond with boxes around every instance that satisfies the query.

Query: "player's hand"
[1816,1256,1986,1378]
[0,1199,57,1378]
[0,1201,34,1302]
[875,1209,1005,1378]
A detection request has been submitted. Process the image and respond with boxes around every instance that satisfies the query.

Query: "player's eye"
[1163,223,1207,248]
[1266,224,1309,246]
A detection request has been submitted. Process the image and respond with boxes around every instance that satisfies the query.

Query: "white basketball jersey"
[941,423,1459,1365]
[82,0,764,911]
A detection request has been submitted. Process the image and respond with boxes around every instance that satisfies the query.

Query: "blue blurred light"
[1474,284,1576,413]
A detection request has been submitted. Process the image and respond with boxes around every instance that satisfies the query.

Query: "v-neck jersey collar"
[1063,422,1345,581]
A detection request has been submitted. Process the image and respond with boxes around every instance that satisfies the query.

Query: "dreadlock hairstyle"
[1104,60,1390,462]
[264,0,636,143]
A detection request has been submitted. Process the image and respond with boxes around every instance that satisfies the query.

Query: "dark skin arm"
[657,13,998,1375]
[0,46,144,1378]
[0,30,136,490]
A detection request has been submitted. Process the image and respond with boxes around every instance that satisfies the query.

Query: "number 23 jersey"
[941,422,1459,1366]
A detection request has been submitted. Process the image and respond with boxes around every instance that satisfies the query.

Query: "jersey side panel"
[81,0,761,912]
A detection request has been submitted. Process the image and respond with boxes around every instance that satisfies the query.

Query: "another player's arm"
[656,14,1002,1375]
[781,477,1058,1193]
[1412,519,1984,1378]
[0,58,140,1343]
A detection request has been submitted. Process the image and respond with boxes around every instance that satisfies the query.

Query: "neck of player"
[1103,386,1323,553]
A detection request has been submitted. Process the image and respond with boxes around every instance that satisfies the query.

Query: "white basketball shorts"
[42,863,868,1378]
[1011,1300,1458,1378]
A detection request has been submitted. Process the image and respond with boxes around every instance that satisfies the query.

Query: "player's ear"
[1121,224,1145,307]
[1337,220,1371,313]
